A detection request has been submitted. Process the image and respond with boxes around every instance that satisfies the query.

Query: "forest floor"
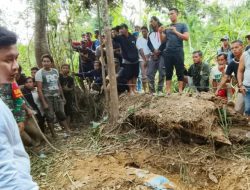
[30,94,250,190]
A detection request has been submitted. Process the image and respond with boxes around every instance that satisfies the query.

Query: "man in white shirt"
[238,48,250,120]
[136,26,151,93]
[0,26,38,189]
[147,16,166,95]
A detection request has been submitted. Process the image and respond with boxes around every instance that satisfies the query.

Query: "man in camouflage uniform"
[187,50,210,92]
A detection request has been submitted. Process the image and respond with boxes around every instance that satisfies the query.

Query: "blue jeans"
[136,67,142,92]
[245,86,250,116]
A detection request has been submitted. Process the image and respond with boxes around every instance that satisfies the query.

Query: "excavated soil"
[119,93,248,145]
[31,93,250,190]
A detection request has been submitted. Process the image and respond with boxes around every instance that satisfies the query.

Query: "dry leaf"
[208,172,218,184]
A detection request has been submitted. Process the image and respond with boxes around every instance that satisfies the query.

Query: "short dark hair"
[120,23,128,30]
[169,8,179,14]
[41,54,54,63]
[24,76,33,83]
[192,50,203,57]
[217,53,227,60]
[141,26,148,31]
[86,32,92,36]
[231,40,243,46]
[94,30,99,35]
[0,27,17,48]
[61,64,70,69]
[112,26,120,33]
[31,67,39,71]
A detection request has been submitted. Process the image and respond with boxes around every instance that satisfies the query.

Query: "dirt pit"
[31,94,250,190]
[31,128,250,190]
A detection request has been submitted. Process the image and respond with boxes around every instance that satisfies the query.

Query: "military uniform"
[188,63,210,92]
[0,83,26,123]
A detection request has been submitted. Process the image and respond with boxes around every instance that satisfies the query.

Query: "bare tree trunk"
[97,1,108,103]
[34,0,50,68]
[102,0,119,124]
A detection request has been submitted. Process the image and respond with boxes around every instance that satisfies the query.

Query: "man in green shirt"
[188,50,210,92]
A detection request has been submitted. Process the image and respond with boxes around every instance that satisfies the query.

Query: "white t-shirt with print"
[35,68,60,96]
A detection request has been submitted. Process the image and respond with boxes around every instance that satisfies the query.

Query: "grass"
[218,105,232,137]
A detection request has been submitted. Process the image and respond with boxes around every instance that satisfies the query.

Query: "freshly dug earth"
[31,93,250,190]
[119,93,248,145]
[31,127,250,190]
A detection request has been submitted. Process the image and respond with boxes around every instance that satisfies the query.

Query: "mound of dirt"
[119,93,248,145]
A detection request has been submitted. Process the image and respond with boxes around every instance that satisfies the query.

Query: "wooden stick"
[31,114,60,152]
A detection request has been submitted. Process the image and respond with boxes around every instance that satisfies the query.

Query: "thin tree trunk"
[102,0,119,124]
[97,1,108,104]
[34,0,50,68]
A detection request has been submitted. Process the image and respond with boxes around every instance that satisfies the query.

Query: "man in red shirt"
[86,32,93,49]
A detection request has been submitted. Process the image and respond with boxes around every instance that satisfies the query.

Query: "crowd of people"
[73,8,250,119]
[0,7,250,189]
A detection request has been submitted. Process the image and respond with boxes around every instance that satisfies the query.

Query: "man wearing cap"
[245,33,250,51]
[217,35,233,64]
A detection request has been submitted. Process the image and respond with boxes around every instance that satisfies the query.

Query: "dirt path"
[30,125,250,190]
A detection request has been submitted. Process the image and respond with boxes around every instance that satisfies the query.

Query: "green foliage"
[143,0,250,67]
[218,106,232,137]
[17,43,36,76]
[110,5,129,27]
[6,0,250,76]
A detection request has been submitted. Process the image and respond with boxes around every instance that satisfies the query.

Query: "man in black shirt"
[160,8,189,94]
[59,64,74,125]
[112,26,123,69]
[113,24,139,95]
[215,40,245,113]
